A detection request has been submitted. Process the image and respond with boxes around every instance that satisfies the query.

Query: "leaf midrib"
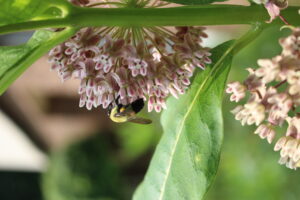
[158,45,234,200]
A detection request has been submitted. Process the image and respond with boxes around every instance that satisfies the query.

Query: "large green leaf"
[162,0,227,5]
[133,41,235,200]
[0,28,76,95]
[0,0,69,26]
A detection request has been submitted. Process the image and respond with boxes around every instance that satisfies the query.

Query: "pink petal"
[265,2,280,23]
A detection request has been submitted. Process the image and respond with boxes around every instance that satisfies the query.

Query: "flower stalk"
[0,4,300,35]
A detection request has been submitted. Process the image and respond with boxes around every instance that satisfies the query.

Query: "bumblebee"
[107,98,152,124]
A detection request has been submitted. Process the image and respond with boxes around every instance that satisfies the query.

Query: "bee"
[107,97,152,124]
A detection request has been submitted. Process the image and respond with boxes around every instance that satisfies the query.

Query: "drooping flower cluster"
[227,27,300,169]
[48,0,211,113]
[252,0,288,23]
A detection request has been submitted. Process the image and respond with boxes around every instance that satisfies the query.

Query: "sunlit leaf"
[134,41,235,200]
[0,28,76,95]
[0,0,69,26]
[162,0,227,5]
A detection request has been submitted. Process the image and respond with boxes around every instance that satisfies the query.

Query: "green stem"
[87,2,126,7]
[232,22,266,55]
[0,4,299,35]
[206,23,265,80]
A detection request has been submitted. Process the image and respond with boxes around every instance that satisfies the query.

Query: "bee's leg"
[107,103,113,116]
[115,95,121,104]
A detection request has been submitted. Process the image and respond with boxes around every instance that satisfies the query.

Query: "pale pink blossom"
[267,93,293,125]
[286,117,300,139]
[254,124,276,143]
[287,71,300,95]
[226,82,246,102]
[252,0,288,23]
[227,26,300,169]
[232,102,265,126]
[243,68,263,91]
[256,57,281,83]
[274,136,300,169]
[280,27,300,58]
[265,1,281,23]
[49,1,211,112]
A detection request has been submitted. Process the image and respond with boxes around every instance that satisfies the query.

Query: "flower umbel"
[48,0,211,112]
[227,27,300,169]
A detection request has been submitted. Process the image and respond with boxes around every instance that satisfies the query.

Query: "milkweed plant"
[1,0,300,199]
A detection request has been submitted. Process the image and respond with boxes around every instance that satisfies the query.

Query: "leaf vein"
[157,44,234,200]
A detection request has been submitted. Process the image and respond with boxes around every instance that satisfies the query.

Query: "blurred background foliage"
[206,25,300,200]
[40,25,300,200]
[1,2,300,199]
[42,112,162,200]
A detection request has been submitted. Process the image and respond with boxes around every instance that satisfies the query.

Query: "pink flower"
[287,71,300,95]
[255,124,276,143]
[280,27,300,59]
[128,58,148,77]
[231,102,265,126]
[226,82,246,102]
[265,1,281,23]
[252,0,288,23]
[256,56,281,83]
[227,26,300,169]
[274,136,300,169]
[267,93,292,125]
[286,117,300,139]
[48,1,211,112]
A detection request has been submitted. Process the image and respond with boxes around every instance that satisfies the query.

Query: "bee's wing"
[128,117,152,124]
[114,105,151,124]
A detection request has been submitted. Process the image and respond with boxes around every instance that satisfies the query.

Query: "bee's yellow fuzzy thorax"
[109,107,128,123]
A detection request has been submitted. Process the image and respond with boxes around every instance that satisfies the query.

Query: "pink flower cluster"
[227,27,300,169]
[252,0,288,23]
[48,1,211,113]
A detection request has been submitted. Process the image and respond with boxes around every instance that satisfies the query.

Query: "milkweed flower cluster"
[227,27,300,169]
[252,0,288,23]
[48,0,211,112]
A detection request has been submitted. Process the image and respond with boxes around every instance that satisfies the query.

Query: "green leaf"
[0,0,70,26]
[0,28,76,95]
[162,0,227,5]
[133,41,235,200]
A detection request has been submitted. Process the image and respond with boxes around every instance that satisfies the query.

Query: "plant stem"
[0,4,299,35]
[206,23,265,80]
[232,22,266,55]
[87,2,126,7]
